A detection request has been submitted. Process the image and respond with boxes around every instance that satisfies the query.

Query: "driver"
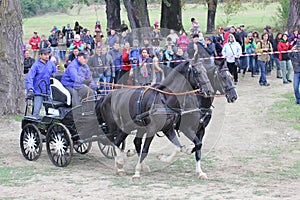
[25,48,57,116]
[61,51,96,106]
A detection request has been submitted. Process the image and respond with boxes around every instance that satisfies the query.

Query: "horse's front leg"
[195,127,207,179]
[132,133,154,180]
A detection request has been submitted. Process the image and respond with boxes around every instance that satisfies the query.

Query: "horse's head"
[212,59,238,103]
[189,61,214,96]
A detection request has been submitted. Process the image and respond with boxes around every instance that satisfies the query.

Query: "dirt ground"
[1,72,300,200]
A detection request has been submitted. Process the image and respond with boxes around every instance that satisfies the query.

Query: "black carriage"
[20,75,120,167]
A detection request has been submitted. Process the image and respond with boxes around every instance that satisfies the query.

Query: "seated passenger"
[61,51,96,106]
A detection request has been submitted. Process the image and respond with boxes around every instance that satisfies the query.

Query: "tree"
[206,0,217,34]
[105,0,121,30]
[160,0,184,32]
[288,0,300,32]
[0,0,24,115]
[123,0,150,29]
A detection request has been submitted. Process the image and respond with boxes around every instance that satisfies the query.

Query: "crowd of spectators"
[24,19,300,105]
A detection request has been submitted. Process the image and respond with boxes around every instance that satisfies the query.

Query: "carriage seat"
[43,78,71,109]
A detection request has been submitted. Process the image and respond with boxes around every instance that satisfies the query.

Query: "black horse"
[156,58,238,179]
[99,59,214,179]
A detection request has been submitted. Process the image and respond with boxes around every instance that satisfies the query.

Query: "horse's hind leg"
[195,127,208,179]
[114,130,129,176]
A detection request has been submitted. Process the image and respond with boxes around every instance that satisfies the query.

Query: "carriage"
[20,74,122,167]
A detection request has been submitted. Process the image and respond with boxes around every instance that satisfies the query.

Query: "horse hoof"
[198,173,208,180]
[157,154,168,162]
[132,175,140,180]
[117,170,126,176]
[180,146,192,155]
[126,149,136,157]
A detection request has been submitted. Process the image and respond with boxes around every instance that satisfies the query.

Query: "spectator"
[288,28,299,45]
[163,44,174,68]
[70,34,84,51]
[29,31,41,60]
[48,28,59,58]
[290,40,300,104]
[129,40,141,85]
[65,47,80,68]
[65,24,74,48]
[23,50,35,74]
[274,32,283,78]
[74,21,83,35]
[135,48,153,86]
[255,33,273,86]
[109,43,122,83]
[171,48,185,69]
[204,37,216,66]
[83,29,95,55]
[151,25,163,48]
[245,33,257,77]
[58,32,67,63]
[190,17,200,37]
[263,25,275,74]
[167,29,179,44]
[39,34,50,49]
[176,31,190,58]
[61,51,95,106]
[152,49,164,82]
[94,29,104,47]
[25,48,56,115]
[120,42,132,85]
[277,33,293,84]
[143,38,154,58]
[222,34,242,85]
[94,20,102,34]
[107,29,118,49]
[187,33,203,59]
[120,29,133,48]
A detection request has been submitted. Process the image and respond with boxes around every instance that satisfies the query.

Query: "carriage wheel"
[98,139,126,159]
[46,123,73,167]
[74,141,92,154]
[20,123,43,161]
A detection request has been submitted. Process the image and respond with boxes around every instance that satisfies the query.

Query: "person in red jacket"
[29,31,41,60]
[120,41,131,85]
[277,33,293,84]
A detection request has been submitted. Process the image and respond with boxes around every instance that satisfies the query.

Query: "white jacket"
[222,34,242,63]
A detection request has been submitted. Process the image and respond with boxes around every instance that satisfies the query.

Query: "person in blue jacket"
[61,51,96,106]
[25,48,57,115]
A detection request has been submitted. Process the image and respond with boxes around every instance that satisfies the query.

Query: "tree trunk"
[0,0,24,115]
[105,0,121,30]
[288,0,300,33]
[160,0,183,33]
[123,0,150,29]
[206,0,217,34]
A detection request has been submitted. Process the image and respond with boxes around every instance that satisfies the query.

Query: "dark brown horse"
[156,59,238,179]
[99,60,214,179]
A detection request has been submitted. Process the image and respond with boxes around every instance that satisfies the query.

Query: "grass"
[268,92,300,131]
[0,165,59,186]
[22,3,280,42]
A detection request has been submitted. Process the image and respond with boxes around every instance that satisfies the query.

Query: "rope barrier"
[25,48,300,70]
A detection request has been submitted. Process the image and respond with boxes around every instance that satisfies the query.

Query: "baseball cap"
[192,34,199,38]
[77,51,89,58]
[39,48,51,54]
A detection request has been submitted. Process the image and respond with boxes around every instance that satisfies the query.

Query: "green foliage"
[272,0,290,31]
[221,0,244,25]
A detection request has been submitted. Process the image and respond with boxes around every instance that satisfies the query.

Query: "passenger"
[25,48,57,115]
[61,51,96,106]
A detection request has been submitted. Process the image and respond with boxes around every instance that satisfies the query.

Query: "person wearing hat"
[29,31,41,60]
[70,34,84,51]
[61,50,96,106]
[187,33,203,59]
[25,48,57,115]
[290,40,300,104]
[48,29,59,59]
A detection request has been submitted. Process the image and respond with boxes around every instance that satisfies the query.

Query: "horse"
[156,58,238,179]
[98,58,214,179]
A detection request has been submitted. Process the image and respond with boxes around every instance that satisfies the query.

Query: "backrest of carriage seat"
[50,78,71,106]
